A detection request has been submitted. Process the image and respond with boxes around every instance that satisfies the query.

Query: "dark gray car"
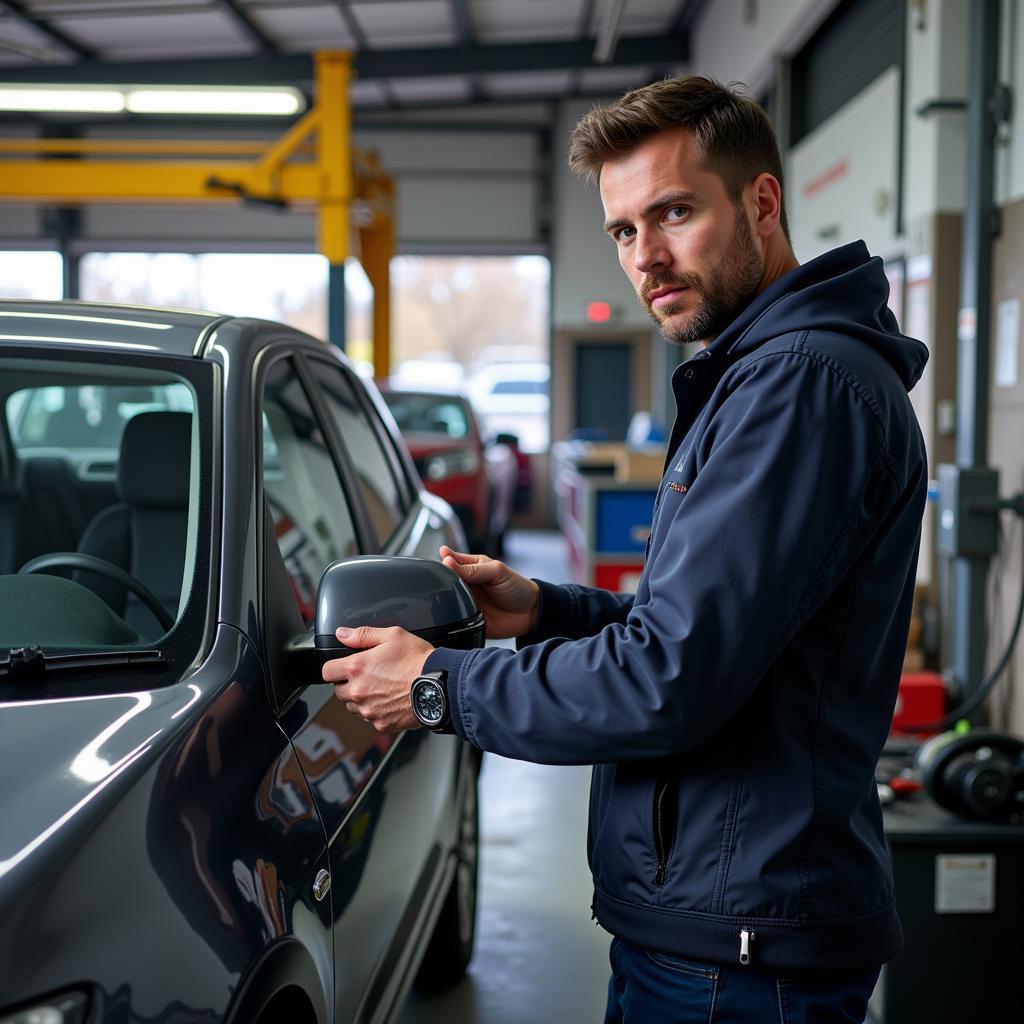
[0,301,481,1024]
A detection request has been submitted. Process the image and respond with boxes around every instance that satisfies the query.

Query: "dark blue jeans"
[604,937,880,1024]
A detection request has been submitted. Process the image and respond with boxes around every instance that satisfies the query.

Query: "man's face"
[600,127,764,346]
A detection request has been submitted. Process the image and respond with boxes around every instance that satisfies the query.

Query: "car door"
[257,351,454,1023]
[300,354,461,986]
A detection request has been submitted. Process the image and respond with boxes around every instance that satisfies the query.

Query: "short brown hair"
[568,76,789,239]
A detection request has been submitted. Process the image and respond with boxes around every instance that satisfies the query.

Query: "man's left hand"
[322,625,435,733]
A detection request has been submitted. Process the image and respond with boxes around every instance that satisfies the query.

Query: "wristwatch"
[410,670,450,732]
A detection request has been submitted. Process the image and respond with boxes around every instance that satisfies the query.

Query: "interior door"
[573,341,633,440]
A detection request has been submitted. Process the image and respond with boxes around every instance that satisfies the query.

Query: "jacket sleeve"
[425,350,898,765]
[514,579,636,648]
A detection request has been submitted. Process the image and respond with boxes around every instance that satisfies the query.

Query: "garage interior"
[1,1,1023,1022]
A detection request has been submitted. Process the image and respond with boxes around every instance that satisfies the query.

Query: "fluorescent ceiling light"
[0,87,124,113]
[0,85,304,117]
[126,87,303,116]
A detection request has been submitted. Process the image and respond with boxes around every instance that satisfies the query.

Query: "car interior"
[0,357,200,647]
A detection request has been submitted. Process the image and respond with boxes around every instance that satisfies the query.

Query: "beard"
[641,208,764,346]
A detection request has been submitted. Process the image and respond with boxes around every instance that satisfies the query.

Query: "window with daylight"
[390,255,550,453]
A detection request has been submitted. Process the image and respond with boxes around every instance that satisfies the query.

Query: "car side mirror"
[316,555,485,654]
[285,556,485,683]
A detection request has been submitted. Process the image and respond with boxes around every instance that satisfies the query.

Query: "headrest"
[118,411,193,509]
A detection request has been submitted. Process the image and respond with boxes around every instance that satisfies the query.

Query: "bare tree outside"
[390,256,550,450]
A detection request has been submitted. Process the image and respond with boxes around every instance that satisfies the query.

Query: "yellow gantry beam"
[0,49,394,372]
[0,161,322,202]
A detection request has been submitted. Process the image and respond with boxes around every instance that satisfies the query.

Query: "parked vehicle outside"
[467,361,549,453]
[377,383,517,556]
[0,301,482,1024]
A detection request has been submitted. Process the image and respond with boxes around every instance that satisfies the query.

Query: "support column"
[315,50,352,351]
[952,0,1002,705]
[360,222,393,379]
[328,260,346,351]
[63,248,80,300]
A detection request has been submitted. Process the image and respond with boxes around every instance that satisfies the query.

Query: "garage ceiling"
[0,0,702,115]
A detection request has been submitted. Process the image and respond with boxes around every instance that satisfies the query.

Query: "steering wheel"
[19,552,176,633]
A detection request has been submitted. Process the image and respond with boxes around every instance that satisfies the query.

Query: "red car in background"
[378,384,517,555]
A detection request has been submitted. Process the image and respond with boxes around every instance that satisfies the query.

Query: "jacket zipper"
[739,928,755,965]
[652,776,672,886]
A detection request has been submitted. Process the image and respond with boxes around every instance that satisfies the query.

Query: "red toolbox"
[890,671,945,735]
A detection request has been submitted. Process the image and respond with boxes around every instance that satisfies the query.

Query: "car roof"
[378,381,469,401]
[0,300,228,359]
[472,361,550,382]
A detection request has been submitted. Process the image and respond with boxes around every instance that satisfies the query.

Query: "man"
[324,77,928,1022]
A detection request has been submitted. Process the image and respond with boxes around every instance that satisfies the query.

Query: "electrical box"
[935,464,999,557]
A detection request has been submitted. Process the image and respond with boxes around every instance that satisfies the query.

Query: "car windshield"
[0,350,212,688]
[381,392,472,439]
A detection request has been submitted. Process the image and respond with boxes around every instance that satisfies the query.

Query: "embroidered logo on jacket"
[668,482,687,494]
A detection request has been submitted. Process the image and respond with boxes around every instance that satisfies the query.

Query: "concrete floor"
[401,531,612,1024]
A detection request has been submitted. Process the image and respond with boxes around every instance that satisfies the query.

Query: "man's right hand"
[439,546,541,640]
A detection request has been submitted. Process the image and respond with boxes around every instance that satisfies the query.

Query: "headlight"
[425,449,479,480]
[0,991,88,1024]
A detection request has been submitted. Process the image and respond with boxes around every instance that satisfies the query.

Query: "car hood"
[402,435,475,457]
[0,681,204,885]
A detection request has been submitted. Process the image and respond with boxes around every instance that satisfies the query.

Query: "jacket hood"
[705,240,928,392]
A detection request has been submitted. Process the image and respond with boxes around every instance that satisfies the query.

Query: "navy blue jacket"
[425,241,929,971]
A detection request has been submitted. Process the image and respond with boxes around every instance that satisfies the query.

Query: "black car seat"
[0,482,26,574]
[18,456,90,558]
[74,411,193,638]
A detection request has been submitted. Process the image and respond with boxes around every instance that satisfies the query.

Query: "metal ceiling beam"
[450,0,483,104]
[217,0,279,53]
[0,0,95,60]
[576,0,596,37]
[0,34,687,84]
[672,0,708,35]
[330,0,368,49]
[327,1,400,109]
[570,0,598,97]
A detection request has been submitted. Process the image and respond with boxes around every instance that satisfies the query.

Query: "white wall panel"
[903,0,968,224]
[788,67,901,263]
[996,0,1024,206]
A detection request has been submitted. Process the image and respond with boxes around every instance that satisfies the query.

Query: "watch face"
[413,679,445,725]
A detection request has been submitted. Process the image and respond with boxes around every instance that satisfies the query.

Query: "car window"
[491,379,547,395]
[261,358,360,629]
[7,383,193,454]
[380,392,471,438]
[0,352,211,674]
[306,360,407,546]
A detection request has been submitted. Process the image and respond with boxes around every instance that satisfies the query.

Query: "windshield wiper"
[0,646,165,682]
